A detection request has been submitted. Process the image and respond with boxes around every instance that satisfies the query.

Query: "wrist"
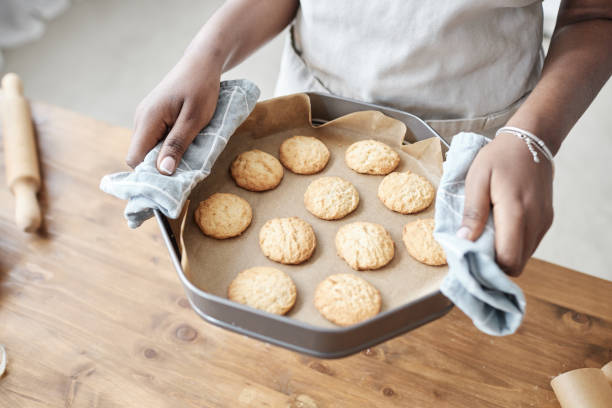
[183,25,231,74]
[505,113,564,157]
[496,128,555,175]
[178,42,224,80]
[183,48,224,74]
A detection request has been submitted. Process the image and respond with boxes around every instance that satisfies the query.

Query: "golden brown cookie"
[304,176,359,220]
[345,139,400,175]
[228,267,297,315]
[230,149,284,191]
[335,222,394,270]
[259,217,316,265]
[378,171,435,214]
[279,135,330,174]
[402,218,447,266]
[314,273,382,326]
[194,193,252,239]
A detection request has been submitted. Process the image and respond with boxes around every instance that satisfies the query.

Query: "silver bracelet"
[496,126,555,173]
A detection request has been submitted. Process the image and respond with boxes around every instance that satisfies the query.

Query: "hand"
[126,58,221,174]
[457,132,554,276]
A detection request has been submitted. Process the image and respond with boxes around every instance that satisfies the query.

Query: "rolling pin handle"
[13,179,42,233]
[1,73,24,96]
[2,72,42,233]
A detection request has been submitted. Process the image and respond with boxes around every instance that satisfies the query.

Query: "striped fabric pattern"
[434,132,526,336]
[100,79,260,228]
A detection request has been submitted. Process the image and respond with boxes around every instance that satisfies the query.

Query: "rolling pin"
[1,73,42,232]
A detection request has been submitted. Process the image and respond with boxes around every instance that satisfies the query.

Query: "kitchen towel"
[100,79,260,228]
[433,132,526,336]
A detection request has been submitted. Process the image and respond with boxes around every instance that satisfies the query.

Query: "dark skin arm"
[127,0,611,278]
[459,0,612,276]
[125,0,299,173]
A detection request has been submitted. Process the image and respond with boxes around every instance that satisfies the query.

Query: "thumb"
[156,107,202,175]
[458,162,492,241]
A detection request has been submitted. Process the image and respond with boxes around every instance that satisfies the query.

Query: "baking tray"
[155,92,453,359]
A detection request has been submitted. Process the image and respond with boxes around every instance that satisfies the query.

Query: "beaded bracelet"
[496,126,555,173]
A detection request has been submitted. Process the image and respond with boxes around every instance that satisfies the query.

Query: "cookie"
[228,267,297,315]
[345,139,400,175]
[402,218,447,266]
[314,274,382,326]
[230,149,284,192]
[304,176,359,220]
[378,171,435,214]
[194,193,252,239]
[335,222,394,270]
[259,217,316,264]
[279,135,330,174]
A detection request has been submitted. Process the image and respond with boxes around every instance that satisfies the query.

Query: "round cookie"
[345,139,400,175]
[279,135,330,174]
[228,267,297,315]
[314,273,382,326]
[378,171,435,214]
[402,218,447,266]
[304,176,359,220]
[230,149,284,191]
[259,217,316,265]
[335,222,394,270]
[194,193,252,239]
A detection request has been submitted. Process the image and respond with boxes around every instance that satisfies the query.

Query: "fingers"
[156,103,204,175]
[458,157,492,241]
[493,200,525,276]
[126,106,167,168]
[521,202,554,272]
[457,133,555,277]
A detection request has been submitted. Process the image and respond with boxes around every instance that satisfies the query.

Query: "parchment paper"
[176,93,448,328]
[551,362,612,408]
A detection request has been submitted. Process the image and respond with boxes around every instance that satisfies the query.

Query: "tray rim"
[155,210,451,334]
[155,91,454,357]
[306,91,450,149]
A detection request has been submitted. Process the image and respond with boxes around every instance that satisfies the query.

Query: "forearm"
[507,1,612,155]
[183,0,299,73]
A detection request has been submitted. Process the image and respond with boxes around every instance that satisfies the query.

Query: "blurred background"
[1,0,610,281]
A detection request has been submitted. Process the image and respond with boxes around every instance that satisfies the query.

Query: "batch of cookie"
[194,136,446,327]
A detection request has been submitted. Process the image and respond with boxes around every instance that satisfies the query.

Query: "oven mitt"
[100,79,260,228]
[434,132,526,336]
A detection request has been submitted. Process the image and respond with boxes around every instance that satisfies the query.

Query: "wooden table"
[0,101,610,408]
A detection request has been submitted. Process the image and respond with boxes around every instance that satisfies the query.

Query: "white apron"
[275,0,544,139]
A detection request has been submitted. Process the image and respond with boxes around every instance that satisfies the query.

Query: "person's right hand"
[126,58,221,175]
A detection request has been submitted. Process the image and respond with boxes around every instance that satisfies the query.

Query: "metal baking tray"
[155,92,453,359]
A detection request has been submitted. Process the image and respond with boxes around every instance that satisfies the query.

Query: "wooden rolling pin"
[1,73,42,232]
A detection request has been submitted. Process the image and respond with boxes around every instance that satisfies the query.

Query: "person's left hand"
[456,132,554,276]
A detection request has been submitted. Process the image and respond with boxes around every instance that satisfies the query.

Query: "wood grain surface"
[0,100,610,408]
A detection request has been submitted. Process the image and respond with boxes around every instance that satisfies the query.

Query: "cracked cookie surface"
[335,222,394,270]
[194,193,252,239]
[402,218,447,266]
[279,135,330,174]
[314,273,381,326]
[259,217,317,264]
[228,267,297,315]
[304,176,359,220]
[345,139,400,175]
[378,171,435,214]
[230,149,283,191]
